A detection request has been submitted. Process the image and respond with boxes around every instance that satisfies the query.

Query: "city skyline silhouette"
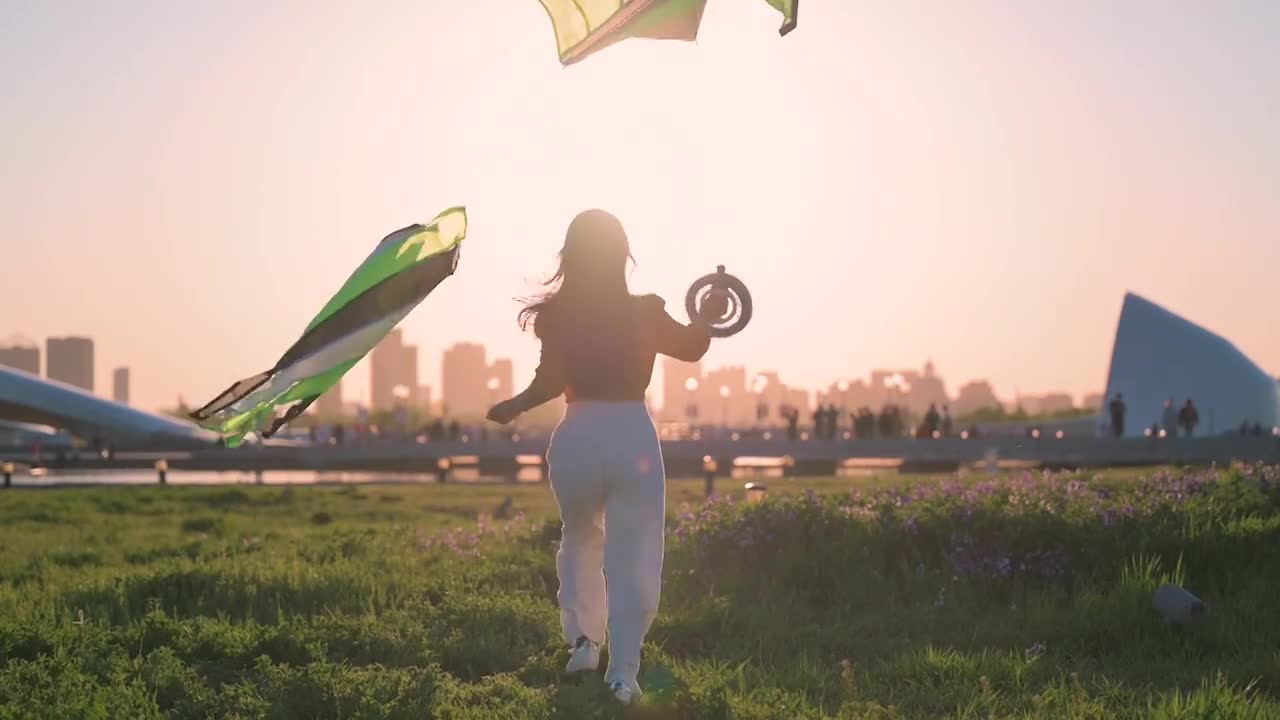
[0,328,1109,419]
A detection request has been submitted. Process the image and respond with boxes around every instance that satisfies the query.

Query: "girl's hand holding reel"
[686,265,752,338]
[486,265,751,426]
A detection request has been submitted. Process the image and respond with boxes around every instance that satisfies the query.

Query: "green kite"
[190,207,467,447]
[539,0,798,67]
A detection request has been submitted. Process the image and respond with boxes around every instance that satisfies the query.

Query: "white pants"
[546,401,666,688]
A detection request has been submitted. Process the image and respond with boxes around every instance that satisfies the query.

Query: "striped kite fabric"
[190,207,468,448]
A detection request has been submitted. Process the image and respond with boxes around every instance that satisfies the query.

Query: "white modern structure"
[0,365,217,448]
[1101,293,1280,437]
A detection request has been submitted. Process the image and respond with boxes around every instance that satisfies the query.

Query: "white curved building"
[1101,293,1280,437]
[0,365,217,448]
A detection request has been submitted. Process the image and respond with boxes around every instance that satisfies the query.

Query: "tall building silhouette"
[112,367,130,404]
[442,342,488,419]
[489,358,514,403]
[703,365,749,425]
[46,337,94,392]
[908,361,950,413]
[859,362,950,415]
[817,379,874,411]
[753,371,789,423]
[0,341,39,375]
[952,380,1002,416]
[314,379,344,420]
[440,343,514,419]
[370,329,418,412]
[417,385,433,417]
[784,388,811,419]
[661,357,702,421]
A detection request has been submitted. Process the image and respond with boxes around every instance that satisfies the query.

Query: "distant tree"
[956,406,1009,425]
[955,405,1094,427]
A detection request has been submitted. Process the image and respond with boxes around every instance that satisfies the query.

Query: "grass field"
[2,466,1280,719]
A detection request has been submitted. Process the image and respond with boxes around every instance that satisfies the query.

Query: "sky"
[2,0,1278,413]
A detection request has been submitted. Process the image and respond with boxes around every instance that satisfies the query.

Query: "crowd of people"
[1106,393,1273,439]
[299,395,1273,447]
[307,404,982,447]
[305,417,504,446]
[789,403,969,441]
[1239,421,1271,437]
[1108,393,1202,438]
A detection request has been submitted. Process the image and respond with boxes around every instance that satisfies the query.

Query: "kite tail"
[212,393,318,448]
[189,370,275,424]
[204,402,275,448]
[261,394,319,439]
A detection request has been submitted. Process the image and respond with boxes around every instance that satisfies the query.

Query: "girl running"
[486,208,724,704]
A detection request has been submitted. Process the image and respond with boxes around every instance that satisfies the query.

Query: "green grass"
[2,467,1279,718]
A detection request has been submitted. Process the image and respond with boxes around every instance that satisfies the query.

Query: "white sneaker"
[608,679,641,705]
[565,636,600,674]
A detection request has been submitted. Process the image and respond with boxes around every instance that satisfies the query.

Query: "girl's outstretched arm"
[487,330,565,424]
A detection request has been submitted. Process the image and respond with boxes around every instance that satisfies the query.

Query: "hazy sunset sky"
[3,1,1278,412]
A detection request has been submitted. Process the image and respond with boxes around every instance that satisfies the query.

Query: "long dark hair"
[518,209,635,331]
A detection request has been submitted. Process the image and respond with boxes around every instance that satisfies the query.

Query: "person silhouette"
[785,408,800,440]
[484,209,723,705]
[1178,399,1199,437]
[1109,393,1127,437]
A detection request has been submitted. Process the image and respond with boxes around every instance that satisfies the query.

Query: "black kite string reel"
[685,265,753,338]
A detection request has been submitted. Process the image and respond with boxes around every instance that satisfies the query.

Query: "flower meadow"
[2,467,1280,718]
[668,464,1280,597]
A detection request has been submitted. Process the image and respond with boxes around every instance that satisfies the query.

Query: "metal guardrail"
[3,435,1276,487]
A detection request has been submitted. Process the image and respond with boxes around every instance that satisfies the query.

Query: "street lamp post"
[484,377,501,443]
[837,380,849,436]
[702,455,718,498]
[684,377,700,438]
[752,375,769,431]
[393,384,411,439]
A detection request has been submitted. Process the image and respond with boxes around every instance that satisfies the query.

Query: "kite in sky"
[539,0,798,67]
[190,207,467,447]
